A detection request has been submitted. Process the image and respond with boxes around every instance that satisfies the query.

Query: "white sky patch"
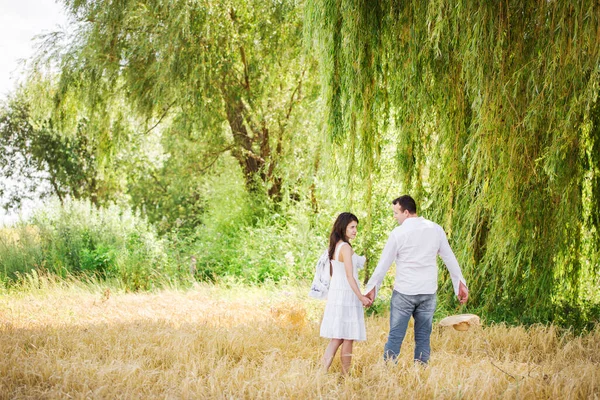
[1,0,69,225]
[0,0,69,98]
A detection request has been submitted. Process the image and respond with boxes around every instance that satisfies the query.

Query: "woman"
[320,212,371,374]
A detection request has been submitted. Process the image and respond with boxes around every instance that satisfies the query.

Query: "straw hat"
[438,314,481,331]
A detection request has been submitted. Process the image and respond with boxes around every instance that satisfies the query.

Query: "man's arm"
[364,231,398,299]
[437,225,467,300]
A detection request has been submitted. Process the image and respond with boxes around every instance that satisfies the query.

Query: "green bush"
[0,199,172,290]
[187,194,328,284]
[0,225,45,281]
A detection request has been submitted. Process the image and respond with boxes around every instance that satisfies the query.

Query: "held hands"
[360,288,376,307]
[457,281,469,305]
[365,288,375,303]
[360,295,372,307]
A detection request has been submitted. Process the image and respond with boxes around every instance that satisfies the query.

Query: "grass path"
[0,282,598,399]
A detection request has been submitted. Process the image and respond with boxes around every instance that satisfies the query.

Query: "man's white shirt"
[365,217,466,296]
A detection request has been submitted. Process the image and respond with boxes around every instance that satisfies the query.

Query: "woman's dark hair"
[328,212,359,260]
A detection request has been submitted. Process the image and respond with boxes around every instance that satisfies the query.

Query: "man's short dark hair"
[392,195,417,214]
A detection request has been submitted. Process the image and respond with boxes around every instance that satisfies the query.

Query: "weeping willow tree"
[307,0,600,324]
[38,0,312,202]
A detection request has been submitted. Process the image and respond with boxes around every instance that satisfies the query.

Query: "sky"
[0,0,69,225]
[0,0,68,97]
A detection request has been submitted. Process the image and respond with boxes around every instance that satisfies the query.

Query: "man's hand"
[365,288,376,305]
[360,295,372,307]
[458,281,469,305]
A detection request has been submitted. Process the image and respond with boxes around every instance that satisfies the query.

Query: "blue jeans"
[384,291,437,364]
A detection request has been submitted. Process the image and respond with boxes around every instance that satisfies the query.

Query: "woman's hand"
[360,295,372,307]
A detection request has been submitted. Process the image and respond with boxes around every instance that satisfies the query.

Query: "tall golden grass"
[0,279,598,399]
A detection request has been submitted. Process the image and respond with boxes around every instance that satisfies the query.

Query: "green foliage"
[306,0,600,324]
[20,0,326,238]
[125,131,209,235]
[43,0,316,202]
[0,91,102,209]
[176,165,327,283]
[0,199,172,291]
[0,226,45,283]
[1,0,597,331]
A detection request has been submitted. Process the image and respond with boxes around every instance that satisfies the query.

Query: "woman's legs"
[322,338,355,374]
[322,339,343,370]
[340,340,354,374]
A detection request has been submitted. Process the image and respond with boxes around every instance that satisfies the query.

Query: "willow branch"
[278,69,305,133]
[198,144,236,173]
[240,46,251,94]
[143,101,176,135]
[149,171,168,194]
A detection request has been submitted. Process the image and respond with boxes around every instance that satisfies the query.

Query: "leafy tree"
[0,91,101,210]
[45,0,313,202]
[306,0,600,322]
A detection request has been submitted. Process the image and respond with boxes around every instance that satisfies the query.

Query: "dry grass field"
[0,279,598,399]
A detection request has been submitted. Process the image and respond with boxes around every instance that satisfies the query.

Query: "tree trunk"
[223,93,284,201]
[223,98,264,193]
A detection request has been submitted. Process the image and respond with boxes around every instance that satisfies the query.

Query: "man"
[365,195,468,364]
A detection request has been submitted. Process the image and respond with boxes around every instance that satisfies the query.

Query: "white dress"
[320,242,367,341]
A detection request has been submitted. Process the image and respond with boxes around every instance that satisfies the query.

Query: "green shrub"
[187,195,328,284]
[0,199,172,291]
[0,226,45,281]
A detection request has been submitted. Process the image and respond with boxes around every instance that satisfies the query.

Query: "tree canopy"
[306,0,600,323]
[48,0,315,201]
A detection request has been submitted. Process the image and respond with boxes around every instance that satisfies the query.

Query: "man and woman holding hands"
[313,195,469,373]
